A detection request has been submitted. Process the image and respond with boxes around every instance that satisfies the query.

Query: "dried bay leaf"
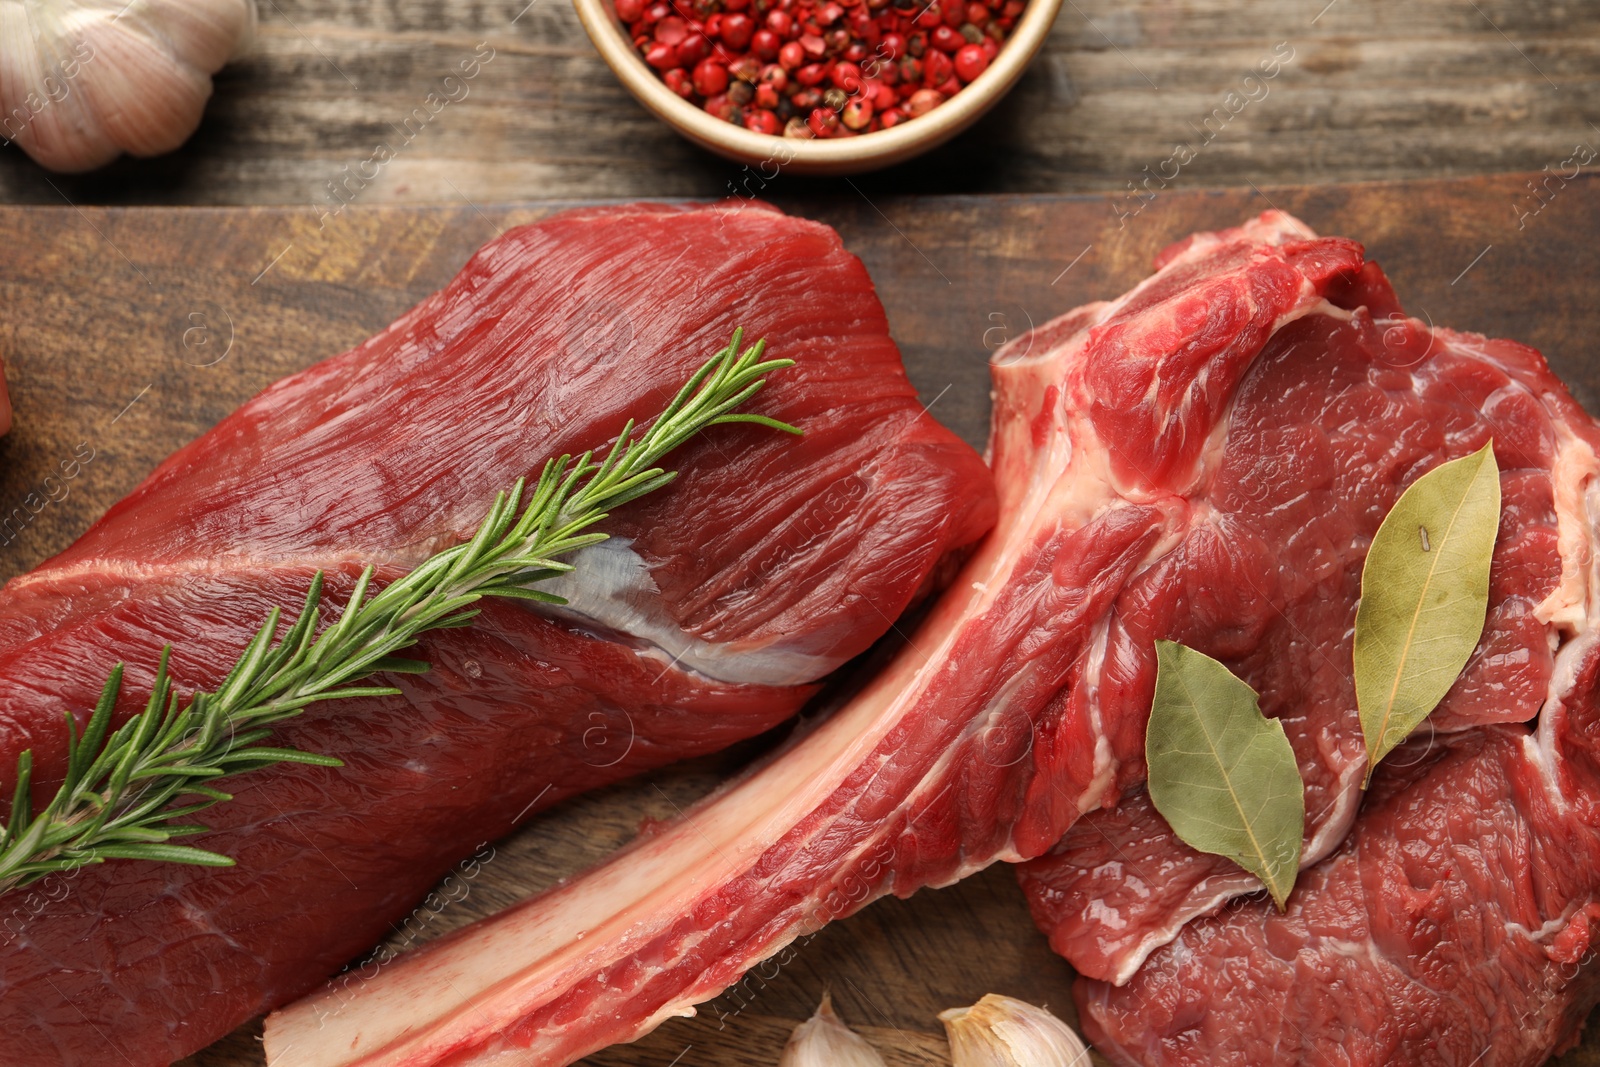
[1146,640,1305,910]
[1354,442,1500,783]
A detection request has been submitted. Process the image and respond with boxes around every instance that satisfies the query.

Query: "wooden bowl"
[573,0,1063,176]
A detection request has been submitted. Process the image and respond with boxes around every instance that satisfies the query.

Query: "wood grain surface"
[1,1,1598,204]
[3,172,1600,1065]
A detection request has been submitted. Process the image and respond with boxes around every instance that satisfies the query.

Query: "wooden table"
[0,0,1597,204]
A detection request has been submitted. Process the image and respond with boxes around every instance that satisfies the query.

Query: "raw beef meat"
[1078,714,1600,1066]
[265,211,1600,1067]
[1016,257,1584,986]
[0,201,996,1067]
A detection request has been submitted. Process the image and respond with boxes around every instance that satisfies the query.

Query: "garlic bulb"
[0,0,256,172]
[939,994,1092,1067]
[779,993,889,1067]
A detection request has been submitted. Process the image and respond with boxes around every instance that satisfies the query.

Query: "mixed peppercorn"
[615,0,1029,137]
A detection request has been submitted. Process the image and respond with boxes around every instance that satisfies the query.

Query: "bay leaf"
[1146,640,1305,911]
[1354,442,1500,784]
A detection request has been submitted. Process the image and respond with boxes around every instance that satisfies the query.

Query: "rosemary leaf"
[0,330,794,896]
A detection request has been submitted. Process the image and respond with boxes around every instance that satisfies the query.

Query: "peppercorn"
[930,24,963,51]
[664,66,695,96]
[644,41,678,69]
[678,31,712,64]
[744,107,782,133]
[807,106,842,136]
[752,28,782,58]
[693,58,730,94]
[618,0,1026,133]
[841,96,873,129]
[830,60,863,91]
[953,41,986,80]
[907,86,943,115]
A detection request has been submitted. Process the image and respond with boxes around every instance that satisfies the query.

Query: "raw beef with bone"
[0,202,996,1067]
[267,210,1600,1067]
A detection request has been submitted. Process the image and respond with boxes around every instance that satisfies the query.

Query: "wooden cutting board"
[3,172,1599,1066]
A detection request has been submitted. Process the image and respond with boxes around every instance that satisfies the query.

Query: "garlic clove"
[939,994,1092,1067]
[2,0,257,172]
[779,992,889,1067]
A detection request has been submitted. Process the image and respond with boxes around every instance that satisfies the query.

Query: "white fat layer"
[1535,428,1600,632]
[1534,467,1600,797]
[536,538,835,688]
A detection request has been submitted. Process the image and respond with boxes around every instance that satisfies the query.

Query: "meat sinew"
[0,202,997,1067]
[266,211,1600,1067]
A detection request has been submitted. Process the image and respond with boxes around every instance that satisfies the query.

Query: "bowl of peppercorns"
[574,0,1062,174]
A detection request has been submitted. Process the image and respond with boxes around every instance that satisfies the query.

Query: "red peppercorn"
[645,42,679,68]
[930,24,963,51]
[742,107,779,133]
[620,0,1024,133]
[830,61,863,92]
[652,14,684,42]
[677,32,712,65]
[721,13,754,48]
[953,41,987,80]
[907,86,943,115]
[664,66,695,96]
[693,58,729,95]
[750,28,781,58]
[807,106,842,136]
[841,96,874,129]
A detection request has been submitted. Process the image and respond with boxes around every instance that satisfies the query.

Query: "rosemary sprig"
[0,330,796,896]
